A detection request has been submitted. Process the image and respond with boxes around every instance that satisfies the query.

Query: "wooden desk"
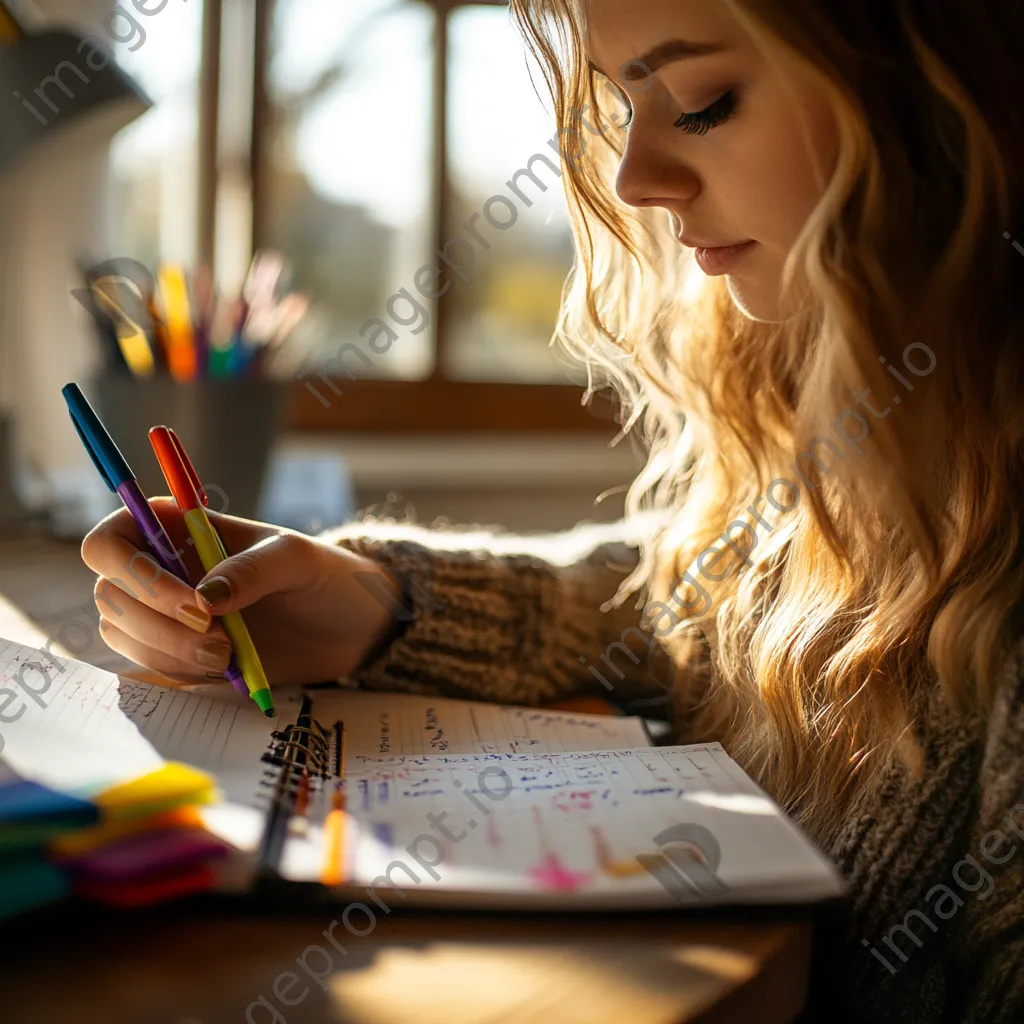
[0,537,816,1024]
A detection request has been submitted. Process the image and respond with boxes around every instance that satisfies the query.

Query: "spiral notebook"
[0,637,845,909]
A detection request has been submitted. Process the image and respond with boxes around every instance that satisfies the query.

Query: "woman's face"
[583,0,839,322]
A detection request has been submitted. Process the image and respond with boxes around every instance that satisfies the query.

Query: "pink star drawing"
[527,853,591,891]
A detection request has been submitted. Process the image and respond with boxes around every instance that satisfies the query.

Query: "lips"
[676,234,749,250]
[675,235,757,276]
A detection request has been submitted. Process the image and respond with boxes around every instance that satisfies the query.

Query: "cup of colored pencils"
[77,252,314,519]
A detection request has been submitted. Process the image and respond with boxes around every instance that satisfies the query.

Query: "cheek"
[732,92,836,253]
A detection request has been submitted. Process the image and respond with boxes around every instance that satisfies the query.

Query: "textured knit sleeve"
[318,512,678,709]
[950,636,1024,1023]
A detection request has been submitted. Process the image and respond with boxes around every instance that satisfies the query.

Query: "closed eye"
[603,86,738,136]
[674,89,737,135]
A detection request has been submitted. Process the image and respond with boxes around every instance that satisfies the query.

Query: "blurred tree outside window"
[263,0,582,387]
[265,0,435,380]
[445,4,579,384]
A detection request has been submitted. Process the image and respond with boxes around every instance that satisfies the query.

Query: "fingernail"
[176,603,211,633]
[196,576,232,610]
[196,638,232,671]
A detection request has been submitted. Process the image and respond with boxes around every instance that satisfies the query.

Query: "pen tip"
[263,707,275,718]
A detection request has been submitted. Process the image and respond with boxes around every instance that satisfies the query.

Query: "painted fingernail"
[196,576,232,610]
[196,638,232,671]
[176,603,211,633]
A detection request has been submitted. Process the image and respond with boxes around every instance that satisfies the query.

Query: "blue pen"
[61,383,249,696]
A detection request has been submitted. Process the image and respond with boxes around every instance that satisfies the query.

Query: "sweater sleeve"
[951,636,1024,1024]
[318,512,678,709]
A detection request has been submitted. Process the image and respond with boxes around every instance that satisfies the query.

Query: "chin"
[726,276,786,324]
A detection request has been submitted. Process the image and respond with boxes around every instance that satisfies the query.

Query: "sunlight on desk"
[329,943,758,1024]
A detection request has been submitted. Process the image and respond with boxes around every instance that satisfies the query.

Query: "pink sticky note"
[67,827,231,883]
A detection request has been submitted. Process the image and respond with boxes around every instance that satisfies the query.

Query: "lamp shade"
[0,30,150,172]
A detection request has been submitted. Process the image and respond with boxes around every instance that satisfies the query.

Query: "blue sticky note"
[0,779,98,825]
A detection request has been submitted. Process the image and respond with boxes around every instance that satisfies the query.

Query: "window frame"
[213,0,616,434]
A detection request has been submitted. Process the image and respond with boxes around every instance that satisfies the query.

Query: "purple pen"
[63,382,250,697]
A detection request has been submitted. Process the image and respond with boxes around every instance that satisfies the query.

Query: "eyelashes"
[673,89,738,135]
[616,88,738,136]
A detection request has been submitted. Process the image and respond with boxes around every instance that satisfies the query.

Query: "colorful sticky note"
[0,779,98,825]
[66,826,231,882]
[94,763,217,822]
[75,863,218,908]
[49,806,205,859]
[0,856,69,918]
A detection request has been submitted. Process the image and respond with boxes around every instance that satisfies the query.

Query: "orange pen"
[149,426,275,715]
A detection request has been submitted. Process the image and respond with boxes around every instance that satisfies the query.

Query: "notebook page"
[0,638,648,849]
[0,638,300,805]
[280,744,845,907]
[308,690,651,757]
[261,692,651,882]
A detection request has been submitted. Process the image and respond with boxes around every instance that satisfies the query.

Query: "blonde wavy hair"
[510,0,1024,838]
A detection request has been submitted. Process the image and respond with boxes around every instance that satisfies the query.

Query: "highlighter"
[149,426,275,717]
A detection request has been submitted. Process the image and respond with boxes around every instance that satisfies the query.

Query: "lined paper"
[310,690,650,757]
[0,638,642,804]
[322,746,844,907]
[0,638,300,803]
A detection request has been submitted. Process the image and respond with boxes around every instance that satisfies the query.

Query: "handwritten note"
[0,637,301,807]
[309,690,650,758]
[284,744,845,909]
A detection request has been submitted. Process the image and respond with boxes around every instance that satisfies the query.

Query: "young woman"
[81,0,1024,1020]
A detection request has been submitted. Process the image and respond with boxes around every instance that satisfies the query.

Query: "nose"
[614,126,700,210]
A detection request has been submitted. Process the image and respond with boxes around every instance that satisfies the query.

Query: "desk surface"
[0,536,815,1024]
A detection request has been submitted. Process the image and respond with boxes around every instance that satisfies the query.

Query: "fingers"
[194,531,321,615]
[82,501,294,682]
[83,504,209,626]
[96,581,233,674]
[97,617,218,682]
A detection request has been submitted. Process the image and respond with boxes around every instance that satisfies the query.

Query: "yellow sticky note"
[95,763,217,822]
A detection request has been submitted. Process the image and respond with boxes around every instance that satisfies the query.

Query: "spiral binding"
[258,717,335,802]
[256,695,347,874]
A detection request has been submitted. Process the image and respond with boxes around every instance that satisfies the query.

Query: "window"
[110,0,617,434]
[108,0,204,267]
[444,5,580,384]
[265,0,436,381]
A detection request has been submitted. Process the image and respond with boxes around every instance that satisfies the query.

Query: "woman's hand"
[81,499,403,686]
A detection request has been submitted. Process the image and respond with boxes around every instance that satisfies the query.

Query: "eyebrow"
[588,38,729,81]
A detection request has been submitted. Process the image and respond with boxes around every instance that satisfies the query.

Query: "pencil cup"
[86,377,290,520]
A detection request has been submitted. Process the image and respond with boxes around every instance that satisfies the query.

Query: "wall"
[0,1,131,512]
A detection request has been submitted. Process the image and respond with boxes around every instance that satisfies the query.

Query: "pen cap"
[149,426,208,511]
[61,382,134,491]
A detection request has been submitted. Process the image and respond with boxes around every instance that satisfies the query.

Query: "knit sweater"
[324,515,1024,1024]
